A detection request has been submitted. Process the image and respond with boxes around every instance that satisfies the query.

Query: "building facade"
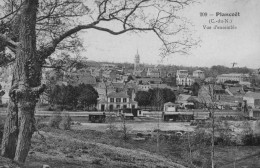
[217,73,250,83]
[147,68,160,78]
[193,70,205,79]
[176,75,195,86]
[243,92,260,109]
[176,70,188,76]
[97,91,138,111]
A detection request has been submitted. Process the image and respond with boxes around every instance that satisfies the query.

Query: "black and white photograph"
[0,0,260,167]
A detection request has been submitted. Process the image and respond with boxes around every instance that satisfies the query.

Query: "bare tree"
[199,84,219,168]
[0,0,198,163]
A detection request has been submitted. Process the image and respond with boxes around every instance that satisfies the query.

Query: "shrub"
[241,134,260,145]
[48,112,62,128]
[59,114,72,130]
[193,129,211,146]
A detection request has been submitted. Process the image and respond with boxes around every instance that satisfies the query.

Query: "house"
[101,63,116,69]
[217,73,250,83]
[176,94,195,109]
[204,77,216,84]
[160,70,168,78]
[163,102,178,112]
[225,86,245,97]
[95,81,114,95]
[176,70,188,76]
[176,70,195,86]
[193,70,205,79]
[102,70,117,81]
[134,69,147,78]
[111,82,126,92]
[249,109,260,118]
[198,85,224,103]
[147,68,160,78]
[243,92,260,108]
[138,84,152,91]
[97,91,138,111]
[239,81,251,87]
[218,95,242,110]
[176,75,195,86]
[136,78,162,85]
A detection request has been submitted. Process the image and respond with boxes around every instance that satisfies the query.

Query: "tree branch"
[123,0,149,29]
[0,33,18,52]
[97,0,109,20]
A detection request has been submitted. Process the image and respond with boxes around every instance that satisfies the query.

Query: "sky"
[80,0,260,69]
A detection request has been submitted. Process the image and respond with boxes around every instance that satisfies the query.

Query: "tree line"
[134,88,176,110]
[43,83,99,111]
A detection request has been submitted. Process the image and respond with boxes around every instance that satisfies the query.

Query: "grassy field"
[21,122,260,168]
[26,127,187,168]
[1,113,260,168]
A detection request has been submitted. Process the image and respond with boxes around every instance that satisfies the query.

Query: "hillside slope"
[25,128,186,168]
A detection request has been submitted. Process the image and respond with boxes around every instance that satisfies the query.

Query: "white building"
[217,73,250,83]
[138,84,151,91]
[176,70,195,86]
[193,70,205,79]
[176,70,188,76]
[243,92,260,108]
[97,91,138,111]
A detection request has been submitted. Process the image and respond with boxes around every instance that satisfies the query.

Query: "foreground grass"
[24,125,260,168]
[26,126,186,168]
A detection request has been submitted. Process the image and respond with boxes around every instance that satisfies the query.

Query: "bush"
[59,114,72,130]
[241,134,260,145]
[48,112,62,128]
[193,129,211,146]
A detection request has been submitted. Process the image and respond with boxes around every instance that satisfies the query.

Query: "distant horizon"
[86,59,257,70]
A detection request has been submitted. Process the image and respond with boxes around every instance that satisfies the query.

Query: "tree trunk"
[14,99,36,162]
[1,99,19,159]
[1,0,42,163]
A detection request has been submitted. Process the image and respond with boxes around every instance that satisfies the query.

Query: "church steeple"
[134,50,140,71]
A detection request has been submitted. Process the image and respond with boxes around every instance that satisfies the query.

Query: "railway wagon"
[89,112,106,123]
[118,108,137,120]
[162,111,194,122]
